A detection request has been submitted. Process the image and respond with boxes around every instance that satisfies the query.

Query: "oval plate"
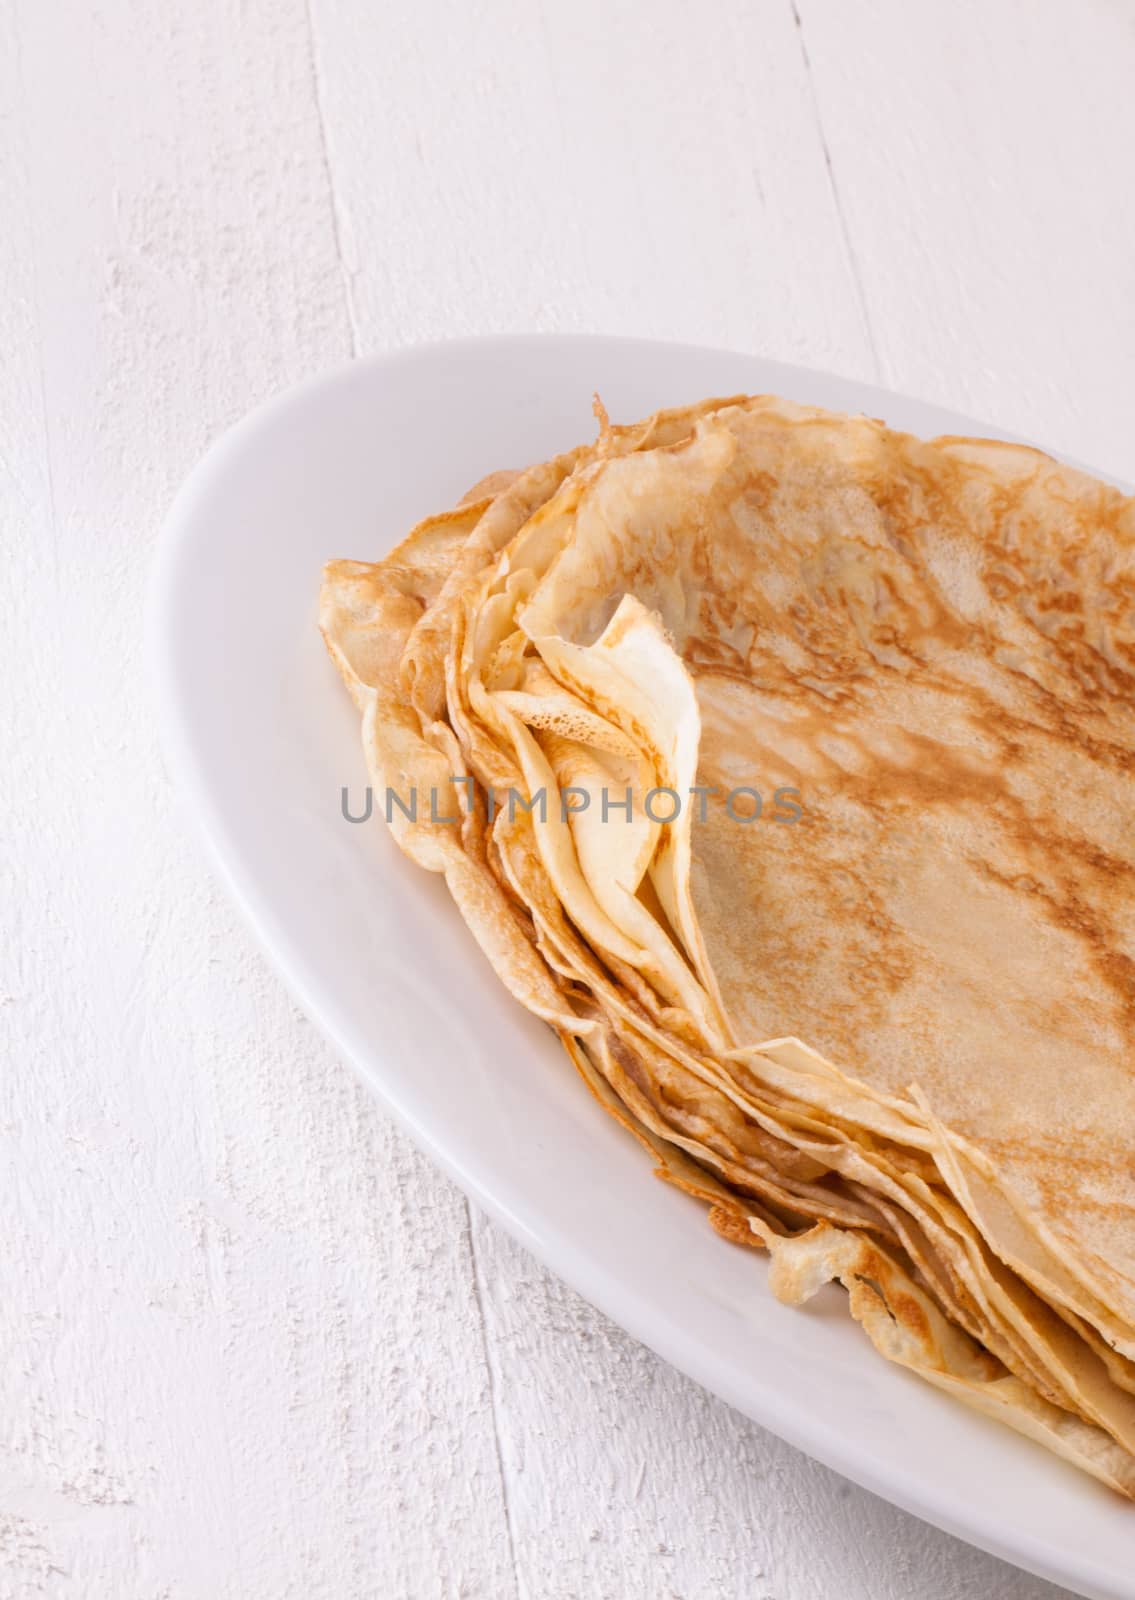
[150,336,1134,1600]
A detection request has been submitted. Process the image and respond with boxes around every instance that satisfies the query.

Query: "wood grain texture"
[795,0,1135,478]
[4,0,1132,1595]
[2,2,510,1596]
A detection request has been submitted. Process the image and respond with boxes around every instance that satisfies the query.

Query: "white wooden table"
[4,2,1132,1595]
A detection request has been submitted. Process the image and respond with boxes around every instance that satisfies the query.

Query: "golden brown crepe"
[321,394,1135,1495]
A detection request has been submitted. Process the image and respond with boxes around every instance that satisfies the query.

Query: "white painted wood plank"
[795,0,1135,478]
[0,2,514,1595]
[473,1217,1071,1600]
[304,0,876,372]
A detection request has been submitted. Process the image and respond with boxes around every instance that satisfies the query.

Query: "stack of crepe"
[321,394,1135,1494]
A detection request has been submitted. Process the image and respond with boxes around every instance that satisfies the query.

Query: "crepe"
[321,394,1135,1495]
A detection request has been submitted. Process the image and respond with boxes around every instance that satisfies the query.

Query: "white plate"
[150,335,1134,1600]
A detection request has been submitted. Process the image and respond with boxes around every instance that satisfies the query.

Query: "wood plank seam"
[468,1207,524,1600]
[791,0,883,381]
[304,0,362,354]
